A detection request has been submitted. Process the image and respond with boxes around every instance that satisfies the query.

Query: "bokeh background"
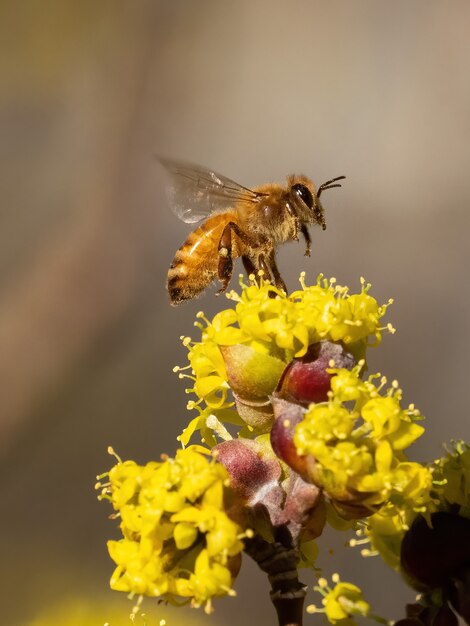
[1,1,469,624]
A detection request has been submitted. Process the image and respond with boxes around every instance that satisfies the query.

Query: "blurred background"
[1,1,469,624]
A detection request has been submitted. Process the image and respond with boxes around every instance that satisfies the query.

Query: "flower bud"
[215,437,325,544]
[271,398,311,478]
[276,341,355,406]
[220,344,286,402]
[395,600,459,626]
[219,344,286,430]
[400,512,470,590]
[282,473,326,541]
[214,438,282,503]
[233,395,275,431]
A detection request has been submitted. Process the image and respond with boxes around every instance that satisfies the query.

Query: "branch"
[244,534,307,626]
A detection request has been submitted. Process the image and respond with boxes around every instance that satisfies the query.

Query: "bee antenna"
[317,175,346,198]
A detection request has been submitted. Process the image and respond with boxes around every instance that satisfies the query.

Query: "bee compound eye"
[292,183,314,210]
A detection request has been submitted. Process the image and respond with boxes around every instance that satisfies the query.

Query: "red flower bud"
[215,436,325,544]
[214,439,282,503]
[271,398,311,478]
[276,341,355,406]
[400,512,470,590]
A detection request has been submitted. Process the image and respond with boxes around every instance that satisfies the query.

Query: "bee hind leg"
[217,255,233,296]
[216,222,236,295]
[217,222,259,295]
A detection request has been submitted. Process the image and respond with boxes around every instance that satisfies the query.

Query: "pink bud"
[276,341,355,406]
[215,439,282,502]
[270,398,311,479]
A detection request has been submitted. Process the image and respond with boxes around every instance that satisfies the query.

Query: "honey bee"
[161,157,345,305]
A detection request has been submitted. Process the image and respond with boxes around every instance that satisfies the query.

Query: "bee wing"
[158,157,265,224]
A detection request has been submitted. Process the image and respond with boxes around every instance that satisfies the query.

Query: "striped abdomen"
[167,211,238,305]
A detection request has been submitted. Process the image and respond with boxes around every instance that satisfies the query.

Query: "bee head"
[291,182,324,229]
[291,175,346,230]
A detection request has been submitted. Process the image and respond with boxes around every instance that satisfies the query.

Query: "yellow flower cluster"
[307,575,371,626]
[294,365,431,513]
[433,440,470,515]
[177,274,393,445]
[97,447,245,613]
[364,441,470,570]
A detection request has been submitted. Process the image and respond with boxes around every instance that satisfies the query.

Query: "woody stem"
[244,535,306,626]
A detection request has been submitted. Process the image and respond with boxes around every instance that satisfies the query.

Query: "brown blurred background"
[1,1,469,624]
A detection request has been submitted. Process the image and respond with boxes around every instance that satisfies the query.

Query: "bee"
[161,157,345,305]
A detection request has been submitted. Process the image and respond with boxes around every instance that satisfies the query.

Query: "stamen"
[206,414,233,441]
[306,605,324,614]
[349,537,370,547]
[360,548,378,557]
[107,446,122,463]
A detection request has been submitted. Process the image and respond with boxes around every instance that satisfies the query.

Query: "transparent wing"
[158,156,266,224]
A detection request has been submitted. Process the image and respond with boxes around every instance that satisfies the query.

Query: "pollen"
[360,548,378,557]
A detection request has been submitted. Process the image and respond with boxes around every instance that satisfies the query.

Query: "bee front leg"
[301,223,311,257]
[286,202,300,241]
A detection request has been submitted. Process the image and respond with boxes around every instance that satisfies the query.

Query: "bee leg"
[217,244,233,295]
[301,223,311,257]
[267,253,288,294]
[257,253,286,297]
[286,203,300,241]
[217,232,233,296]
[245,254,275,298]
[242,255,256,278]
[259,256,276,297]
[217,222,260,295]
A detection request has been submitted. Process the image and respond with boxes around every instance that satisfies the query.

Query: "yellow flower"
[363,463,434,570]
[187,339,230,409]
[179,549,235,611]
[296,403,355,444]
[324,581,370,624]
[362,397,425,450]
[98,447,245,613]
[307,576,371,625]
[390,462,433,507]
